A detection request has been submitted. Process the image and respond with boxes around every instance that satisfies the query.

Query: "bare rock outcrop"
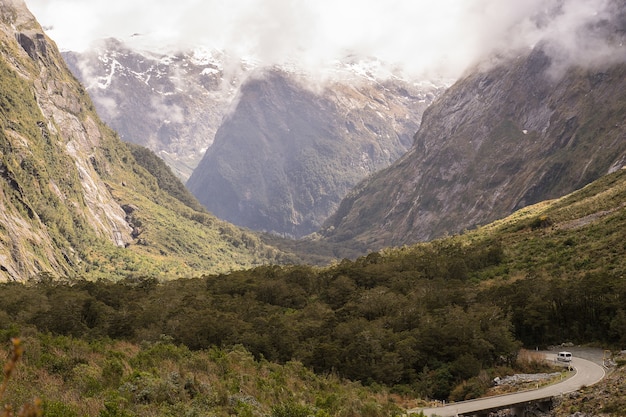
[0,0,132,280]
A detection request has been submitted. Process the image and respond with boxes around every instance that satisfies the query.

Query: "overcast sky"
[25,0,625,79]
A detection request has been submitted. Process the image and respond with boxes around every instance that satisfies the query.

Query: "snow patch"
[96,58,119,89]
[201,67,220,76]
[190,47,224,70]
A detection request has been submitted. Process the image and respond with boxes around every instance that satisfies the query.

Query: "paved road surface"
[411,352,606,416]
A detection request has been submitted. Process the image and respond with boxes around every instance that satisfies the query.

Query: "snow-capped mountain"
[63,40,447,184]
[63,39,250,180]
[64,39,447,237]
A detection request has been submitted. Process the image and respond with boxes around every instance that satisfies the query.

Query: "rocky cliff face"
[0,0,289,281]
[320,45,626,252]
[0,0,133,280]
[186,68,443,238]
[62,41,245,180]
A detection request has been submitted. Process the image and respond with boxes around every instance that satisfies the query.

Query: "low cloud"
[92,95,119,119]
[149,97,185,125]
[27,0,626,80]
[538,0,626,79]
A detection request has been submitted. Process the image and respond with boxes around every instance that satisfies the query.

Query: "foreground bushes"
[0,249,520,402]
[1,230,624,402]
[0,334,405,417]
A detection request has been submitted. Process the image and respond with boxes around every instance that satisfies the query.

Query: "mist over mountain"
[321,42,626,252]
[186,67,443,238]
[28,0,626,82]
[62,40,249,180]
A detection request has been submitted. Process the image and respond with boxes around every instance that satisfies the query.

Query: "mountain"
[0,0,291,282]
[320,43,626,253]
[186,67,443,238]
[62,39,247,180]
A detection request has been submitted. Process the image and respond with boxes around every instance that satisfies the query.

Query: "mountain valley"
[0,1,625,416]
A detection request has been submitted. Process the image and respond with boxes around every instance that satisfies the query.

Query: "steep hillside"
[187,68,442,238]
[321,43,626,253]
[62,39,242,180]
[0,0,291,282]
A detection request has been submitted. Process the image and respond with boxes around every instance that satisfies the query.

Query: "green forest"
[2,169,626,416]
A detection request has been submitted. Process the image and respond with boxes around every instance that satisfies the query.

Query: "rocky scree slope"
[0,0,289,281]
[186,68,442,238]
[320,44,626,253]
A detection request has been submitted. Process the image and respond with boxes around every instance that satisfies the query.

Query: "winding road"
[410,352,606,416]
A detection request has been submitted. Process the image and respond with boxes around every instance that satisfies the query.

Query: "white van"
[556,351,572,362]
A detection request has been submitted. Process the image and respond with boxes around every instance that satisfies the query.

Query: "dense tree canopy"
[2,228,624,402]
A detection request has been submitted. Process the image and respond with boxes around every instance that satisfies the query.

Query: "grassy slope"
[465,166,626,280]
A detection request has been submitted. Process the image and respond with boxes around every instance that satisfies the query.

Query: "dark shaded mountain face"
[186,69,443,238]
[62,40,242,180]
[320,46,626,253]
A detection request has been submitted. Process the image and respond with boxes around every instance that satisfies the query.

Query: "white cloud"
[26,0,626,80]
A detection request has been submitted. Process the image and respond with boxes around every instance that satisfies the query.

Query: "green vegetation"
[126,143,207,213]
[0,334,404,417]
[0,167,625,414]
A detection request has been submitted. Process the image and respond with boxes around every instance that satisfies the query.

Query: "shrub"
[0,338,43,417]
[515,349,553,374]
[448,379,487,402]
[271,401,312,417]
[98,400,134,417]
[530,215,552,230]
[42,401,78,417]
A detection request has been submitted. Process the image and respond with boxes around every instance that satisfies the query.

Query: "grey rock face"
[321,46,626,253]
[0,1,133,280]
[186,68,443,238]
